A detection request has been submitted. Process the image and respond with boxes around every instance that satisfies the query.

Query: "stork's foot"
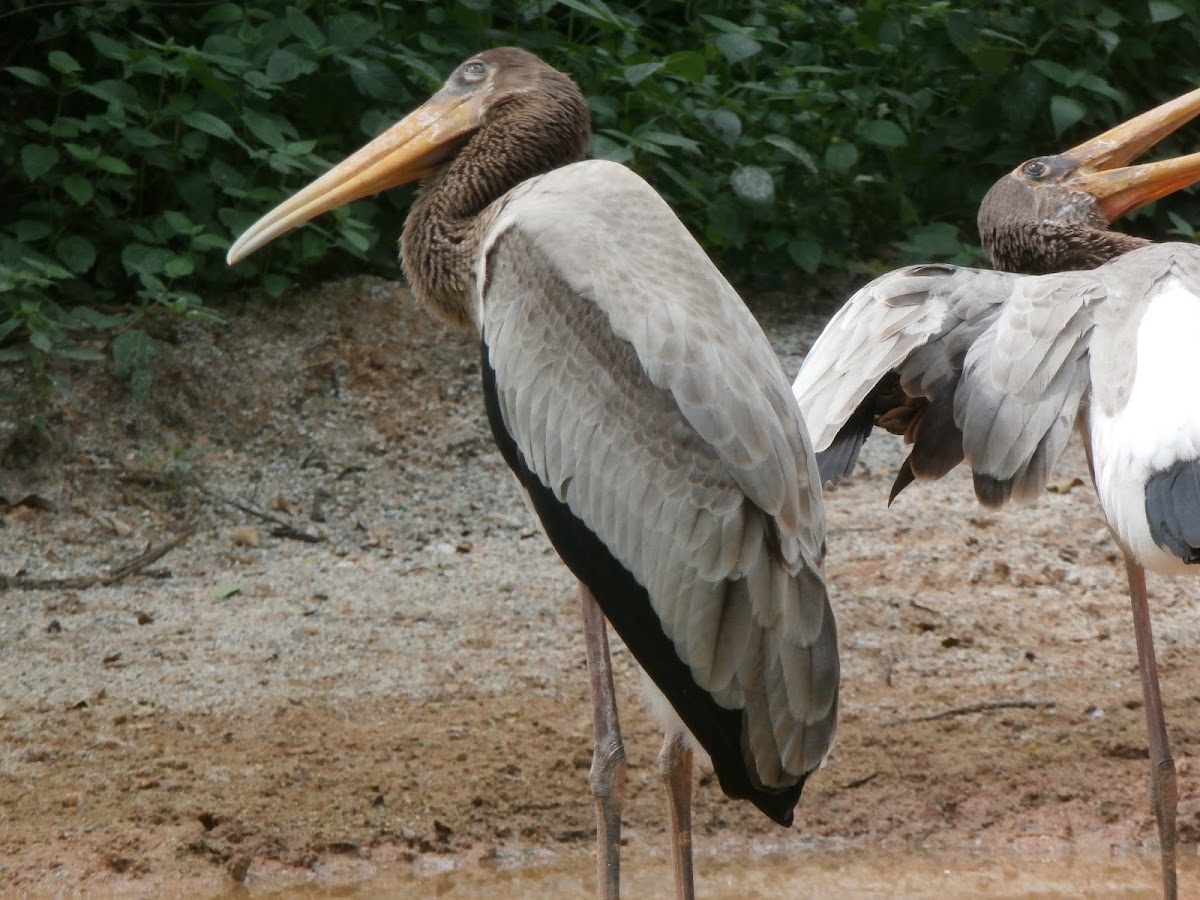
[1150,753,1178,900]
[659,731,695,900]
[580,584,626,900]
[1123,556,1178,899]
[588,722,626,900]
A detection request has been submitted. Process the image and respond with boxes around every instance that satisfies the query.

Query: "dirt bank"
[0,278,1196,896]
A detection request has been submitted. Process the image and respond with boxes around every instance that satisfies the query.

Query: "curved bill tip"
[1062,85,1200,172]
[1056,84,1200,221]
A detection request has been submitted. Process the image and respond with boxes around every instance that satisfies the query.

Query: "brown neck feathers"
[400,75,590,328]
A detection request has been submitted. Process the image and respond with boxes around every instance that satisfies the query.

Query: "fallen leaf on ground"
[230,525,261,547]
[210,583,242,600]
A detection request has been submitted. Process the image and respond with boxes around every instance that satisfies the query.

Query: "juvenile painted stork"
[792,86,1200,899]
[227,48,838,900]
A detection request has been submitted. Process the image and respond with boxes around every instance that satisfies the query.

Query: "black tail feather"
[815,381,890,488]
[888,458,916,504]
[973,472,1011,509]
[1146,460,1200,564]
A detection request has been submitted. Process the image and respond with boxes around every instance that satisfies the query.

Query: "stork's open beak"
[1057,86,1200,222]
[226,87,485,265]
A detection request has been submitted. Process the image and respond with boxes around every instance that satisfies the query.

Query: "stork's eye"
[1023,159,1048,179]
[460,61,487,82]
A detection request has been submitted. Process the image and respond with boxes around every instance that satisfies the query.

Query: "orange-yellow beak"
[1055,86,1200,222]
[226,87,486,265]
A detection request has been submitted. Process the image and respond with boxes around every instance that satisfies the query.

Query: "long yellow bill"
[1057,85,1200,222]
[226,88,485,265]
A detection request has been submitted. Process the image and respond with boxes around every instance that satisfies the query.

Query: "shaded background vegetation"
[3,0,1200,394]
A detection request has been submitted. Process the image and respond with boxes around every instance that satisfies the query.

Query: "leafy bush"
[3,0,1200,395]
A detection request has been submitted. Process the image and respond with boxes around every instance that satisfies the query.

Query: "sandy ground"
[0,277,1197,897]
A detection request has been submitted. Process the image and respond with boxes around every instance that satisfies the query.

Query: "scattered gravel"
[0,276,1194,895]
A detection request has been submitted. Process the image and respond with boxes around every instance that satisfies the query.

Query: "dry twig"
[0,525,194,592]
[194,484,322,543]
[885,699,1055,727]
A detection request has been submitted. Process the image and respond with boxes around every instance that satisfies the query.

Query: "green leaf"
[730,165,774,204]
[329,13,380,51]
[241,109,288,148]
[714,33,762,65]
[65,143,100,162]
[1167,210,1197,237]
[263,274,290,297]
[266,47,318,83]
[663,51,706,83]
[20,145,59,181]
[343,228,371,253]
[88,32,129,62]
[858,119,908,148]
[71,306,126,330]
[96,156,136,176]
[12,219,52,242]
[191,233,229,252]
[552,0,625,28]
[6,66,50,87]
[56,236,96,274]
[1050,95,1087,136]
[48,119,80,139]
[48,50,82,74]
[706,110,741,146]
[200,3,244,24]
[121,243,175,275]
[637,130,701,153]
[1078,73,1123,103]
[29,330,53,353]
[900,222,961,257]
[699,14,743,34]
[164,255,194,278]
[183,110,236,141]
[1031,60,1079,87]
[589,134,632,164]
[1149,0,1184,22]
[763,135,818,174]
[788,237,822,274]
[210,583,242,600]
[162,210,195,234]
[624,62,663,86]
[62,174,94,205]
[123,128,167,149]
[824,140,859,173]
[82,79,140,109]
[285,7,325,46]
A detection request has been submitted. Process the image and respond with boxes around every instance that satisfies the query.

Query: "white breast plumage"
[1090,278,1200,573]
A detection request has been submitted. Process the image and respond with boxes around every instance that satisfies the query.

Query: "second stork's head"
[979,86,1200,274]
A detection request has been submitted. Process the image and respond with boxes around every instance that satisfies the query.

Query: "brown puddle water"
[242,845,1193,898]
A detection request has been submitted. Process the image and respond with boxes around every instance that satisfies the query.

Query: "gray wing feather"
[792,265,961,451]
[793,264,1017,489]
[954,273,1103,506]
[479,160,836,785]
[959,243,1200,505]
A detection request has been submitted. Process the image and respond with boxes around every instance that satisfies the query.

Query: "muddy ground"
[0,277,1197,897]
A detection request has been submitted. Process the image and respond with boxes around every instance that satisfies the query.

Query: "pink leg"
[1123,554,1177,900]
[658,731,695,900]
[580,583,626,900]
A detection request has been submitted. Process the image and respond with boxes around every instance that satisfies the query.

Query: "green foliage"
[3,0,1200,395]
